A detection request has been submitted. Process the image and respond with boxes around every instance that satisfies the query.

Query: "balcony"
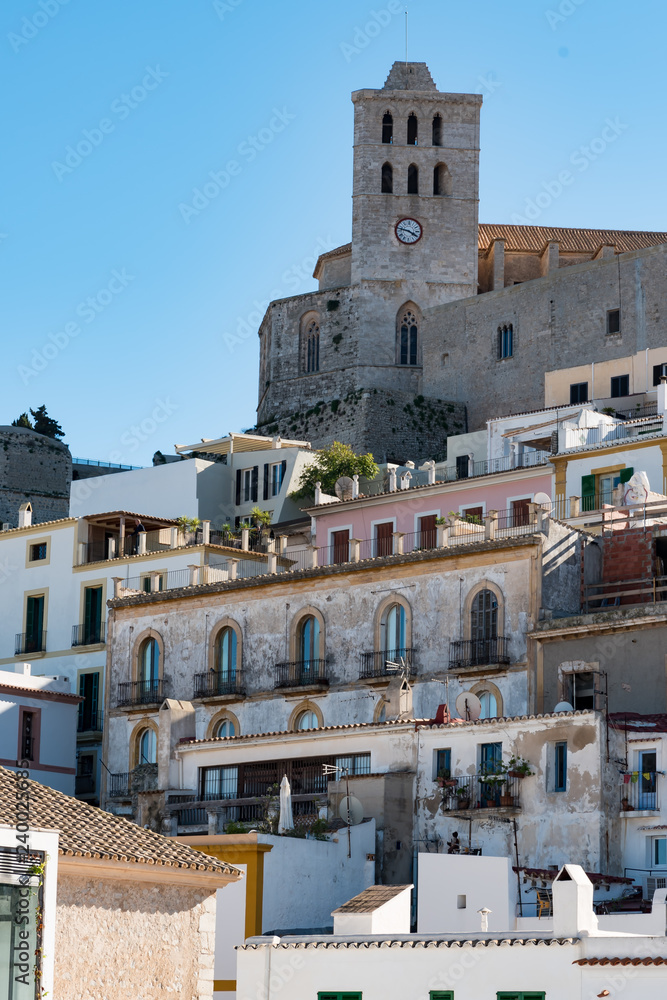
[620,772,660,813]
[449,637,510,670]
[77,711,104,734]
[72,622,106,647]
[116,679,164,708]
[193,672,245,700]
[108,771,131,797]
[15,631,46,656]
[441,773,523,812]
[360,648,415,679]
[75,773,96,795]
[275,659,329,689]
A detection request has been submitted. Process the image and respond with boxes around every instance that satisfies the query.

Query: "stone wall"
[53,873,217,1000]
[0,426,71,526]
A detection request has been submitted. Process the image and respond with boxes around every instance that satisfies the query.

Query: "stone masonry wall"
[0,426,71,525]
[53,874,217,1000]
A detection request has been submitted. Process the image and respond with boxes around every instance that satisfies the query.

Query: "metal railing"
[77,711,104,733]
[583,576,667,612]
[75,774,96,795]
[440,773,522,810]
[360,648,415,679]
[116,679,164,707]
[15,631,46,655]
[563,419,663,451]
[71,622,106,646]
[449,636,510,669]
[73,457,141,470]
[614,402,658,420]
[193,672,244,699]
[275,659,329,688]
[620,772,660,811]
[108,772,131,797]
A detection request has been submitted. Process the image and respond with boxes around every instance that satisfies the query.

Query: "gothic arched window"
[382,112,393,144]
[381,602,407,658]
[407,164,419,195]
[300,314,320,373]
[381,162,393,193]
[407,114,418,145]
[471,589,498,641]
[433,162,452,196]
[398,307,419,366]
[432,114,442,146]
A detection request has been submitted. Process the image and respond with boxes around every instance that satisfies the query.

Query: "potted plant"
[507,755,534,778]
[455,786,470,809]
[436,768,458,789]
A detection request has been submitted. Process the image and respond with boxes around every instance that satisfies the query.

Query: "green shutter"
[26,595,44,639]
[581,474,596,512]
[431,993,454,1000]
[619,467,634,484]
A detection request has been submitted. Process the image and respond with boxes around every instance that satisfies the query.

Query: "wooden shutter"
[263,463,269,501]
[376,521,393,557]
[251,466,259,502]
[581,474,596,512]
[235,469,241,505]
[620,467,634,484]
[280,459,287,490]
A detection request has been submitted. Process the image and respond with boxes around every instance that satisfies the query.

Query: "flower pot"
[500,794,514,807]
[508,770,525,779]
[444,779,457,787]
[456,798,470,810]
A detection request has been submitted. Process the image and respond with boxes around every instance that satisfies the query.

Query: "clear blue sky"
[2,0,665,466]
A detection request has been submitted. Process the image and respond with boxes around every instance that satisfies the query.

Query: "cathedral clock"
[395,218,423,244]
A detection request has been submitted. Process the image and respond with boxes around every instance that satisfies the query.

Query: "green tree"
[289,441,379,500]
[29,405,64,439]
[11,412,33,429]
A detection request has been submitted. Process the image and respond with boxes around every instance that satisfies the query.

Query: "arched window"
[381,162,393,193]
[215,717,236,738]
[433,162,452,196]
[432,114,442,146]
[296,709,319,731]
[215,627,237,680]
[478,690,498,719]
[300,314,320,374]
[138,727,157,765]
[381,603,406,658]
[299,615,320,666]
[498,324,513,359]
[138,636,160,699]
[398,307,419,366]
[471,589,498,641]
[382,112,393,144]
[407,164,419,195]
[407,113,418,145]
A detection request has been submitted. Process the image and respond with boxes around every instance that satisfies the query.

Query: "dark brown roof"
[516,866,631,886]
[333,885,411,913]
[479,224,667,254]
[574,958,667,966]
[0,766,240,876]
[609,712,667,734]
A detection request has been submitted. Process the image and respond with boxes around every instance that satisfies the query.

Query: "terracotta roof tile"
[241,936,580,950]
[574,957,667,966]
[333,885,411,913]
[479,223,667,254]
[516,866,631,885]
[0,766,240,876]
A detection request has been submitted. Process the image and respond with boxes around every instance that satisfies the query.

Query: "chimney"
[18,502,32,529]
[552,864,598,937]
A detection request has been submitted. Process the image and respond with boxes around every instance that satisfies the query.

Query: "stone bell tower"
[351,61,481,299]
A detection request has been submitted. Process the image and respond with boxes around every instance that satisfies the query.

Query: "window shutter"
[280,459,287,490]
[78,674,85,727]
[251,466,259,503]
[235,469,241,506]
[581,474,595,498]
[620,467,634,484]
[263,463,269,501]
[90,671,99,717]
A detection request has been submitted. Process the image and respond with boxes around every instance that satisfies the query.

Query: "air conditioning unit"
[1,523,12,531]
[645,875,667,899]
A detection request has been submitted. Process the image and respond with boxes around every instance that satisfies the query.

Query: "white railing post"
[138,532,147,555]
[228,558,239,581]
[78,542,86,566]
[188,564,199,586]
[108,537,117,559]
[352,475,359,498]
[437,524,449,548]
[314,481,322,505]
[388,467,397,492]
[112,577,122,599]
[170,526,179,549]
[349,538,361,563]
[267,538,277,574]
[149,571,160,593]
[278,534,288,555]
[570,496,580,517]
[309,545,319,569]
[392,531,405,555]
[241,527,249,551]
[485,510,498,541]
[202,520,210,544]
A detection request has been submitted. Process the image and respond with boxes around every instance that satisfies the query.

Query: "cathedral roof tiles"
[478,223,667,254]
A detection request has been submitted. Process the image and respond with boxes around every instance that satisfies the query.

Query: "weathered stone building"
[254,61,667,458]
[0,425,71,526]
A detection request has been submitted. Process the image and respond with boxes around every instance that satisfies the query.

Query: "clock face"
[395,218,422,244]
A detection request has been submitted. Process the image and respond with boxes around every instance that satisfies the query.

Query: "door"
[332,529,349,564]
[375,521,393,558]
[25,595,44,653]
[418,514,437,549]
[78,672,100,731]
[639,750,657,810]
[83,586,103,643]
[511,498,531,527]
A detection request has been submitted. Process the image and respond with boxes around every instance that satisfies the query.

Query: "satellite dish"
[339,795,364,826]
[456,691,482,722]
[534,491,551,509]
[334,476,355,501]
[554,701,574,713]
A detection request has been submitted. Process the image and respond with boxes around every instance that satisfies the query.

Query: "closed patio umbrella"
[278,774,294,833]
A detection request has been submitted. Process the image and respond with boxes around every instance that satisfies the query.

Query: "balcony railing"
[108,772,131,797]
[193,672,245,699]
[72,622,106,646]
[274,659,329,688]
[360,648,415,679]
[583,576,667,612]
[75,774,96,795]
[620,772,660,812]
[15,631,46,655]
[441,773,522,811]
[449,636,510,669]
[116,679,164,707]
[77,711,104,733]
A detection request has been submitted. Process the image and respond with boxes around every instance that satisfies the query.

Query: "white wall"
[258,821,376,933]
[564,445,665,497]
[418,853,514,933]
[214,863,247,989]
[0,685,77,795]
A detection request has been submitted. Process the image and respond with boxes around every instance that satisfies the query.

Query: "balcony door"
[331,530,349,565]
[78,671,100,731]
[418,514,437,549]
[83,586,103,644]
[382,603,406,664]
[470,589,498,663]
[375,521,393,558]
[639,750,657,810]
[25,595,44,653]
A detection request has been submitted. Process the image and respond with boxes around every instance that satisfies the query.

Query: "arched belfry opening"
[382,112,393,144]
[407,114,418,146]
[381,162,393,193]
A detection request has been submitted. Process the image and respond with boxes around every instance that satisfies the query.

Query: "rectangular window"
[83,585,103,643]
[199,765,239,801]
[606,308,620,335]
[653,837,667,866]
[570,671,596,710]
[554,742,567,792]
[610,374,629,398]
[461,506,483,523]
[456,454,469,479]
[20,711,36,761]
[78,671,100,731]
[431,993,454,1000]
[570,381,588,404]
[498,325,513,359]
[335,753,371,776]
[270,462,284,496]
[480,742,503,773]
[25,594,45,653]
[653,363,667,386]
[0,851,43,998]
[435,748,451,779]
[318,994,362,1000]
[374,521,393,558]
[29,542,47,561]
[497,994,545,1000]
[242,469,252,503]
